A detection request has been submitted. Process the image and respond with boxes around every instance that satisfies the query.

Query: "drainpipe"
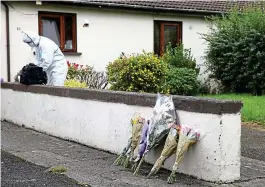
[2,1,11,81]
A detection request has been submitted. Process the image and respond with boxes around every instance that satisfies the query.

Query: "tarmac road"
[1,150,89,187]
[241,125,265,162]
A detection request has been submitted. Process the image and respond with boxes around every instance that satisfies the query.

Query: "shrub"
[162,44,200,95]
[202,7,265,95]
[107,52,168,93]
[66,61,108,89]
[67,61,79,80]
[67,61,93,80]
[85,70,108,89]
[166,68,199,95]
[163,43,199,74]
[64,79,87,88]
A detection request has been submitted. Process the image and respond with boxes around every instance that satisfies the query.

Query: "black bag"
[19,63,47,85]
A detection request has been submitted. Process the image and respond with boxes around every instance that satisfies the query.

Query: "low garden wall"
[1,83,243,182]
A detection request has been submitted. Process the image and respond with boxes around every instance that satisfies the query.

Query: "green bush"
[163,43,199,74]
[64,79,87,88]
[106,52,168,93]
[166,68,199,95]
[66,61,108,89]
[162,44,200,95]
[202,7,265,95]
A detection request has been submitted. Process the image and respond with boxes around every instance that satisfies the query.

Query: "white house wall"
[1,4,7,80]
[5,2,209,81]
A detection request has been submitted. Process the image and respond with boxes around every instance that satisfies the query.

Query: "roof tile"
[74,0,265,13]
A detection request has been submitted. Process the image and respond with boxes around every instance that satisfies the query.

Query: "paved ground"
[1,121,265,187]
[241,125,265,162]
[1,150,88,187]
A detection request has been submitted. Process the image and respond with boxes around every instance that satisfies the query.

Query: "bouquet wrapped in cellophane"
[123,113,145,168]
[147,123,180,178]
[133,93,176,175]
[113,137,132,165]
[131,119,149,171]
[167,125,201,184]
[113,113,145,167]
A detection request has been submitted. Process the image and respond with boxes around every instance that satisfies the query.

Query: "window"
[154,21,182,56]
[38,12,77,52]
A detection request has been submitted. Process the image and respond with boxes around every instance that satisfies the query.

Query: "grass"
[49,166,67,174]
[201,94,265,125]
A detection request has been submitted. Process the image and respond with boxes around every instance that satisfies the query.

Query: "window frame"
[154,21,183,56]
[38,11,77,53]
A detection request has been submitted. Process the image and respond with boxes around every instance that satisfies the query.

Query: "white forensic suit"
[22,31,68,86]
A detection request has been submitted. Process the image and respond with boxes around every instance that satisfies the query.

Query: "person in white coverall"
[22,31,68,86]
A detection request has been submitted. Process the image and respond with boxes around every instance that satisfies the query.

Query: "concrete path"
[1,121,265,187]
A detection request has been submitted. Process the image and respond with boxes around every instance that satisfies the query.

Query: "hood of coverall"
[22,31,41,48]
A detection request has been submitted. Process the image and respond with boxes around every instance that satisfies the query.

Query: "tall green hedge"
[202,7,265,95]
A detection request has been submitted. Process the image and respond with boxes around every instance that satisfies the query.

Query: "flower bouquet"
[147,123,180,178]
[124,113,145,168]
[131,119,149,171]
[113,113,145,167]
[133,93,176,175]
[167,125,201,184]
[113,137,132,166]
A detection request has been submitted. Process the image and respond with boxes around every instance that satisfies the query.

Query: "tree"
[202,6,265,95]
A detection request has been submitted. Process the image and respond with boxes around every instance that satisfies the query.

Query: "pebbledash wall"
[1,83,243,183]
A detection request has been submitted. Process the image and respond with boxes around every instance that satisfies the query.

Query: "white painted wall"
[1,4,7,80]
[1,88,241,182]
[6,2,209,81]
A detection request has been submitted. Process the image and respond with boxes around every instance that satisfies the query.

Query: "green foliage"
[107,52,168,93]
[66,61,108,89]
[166,68,199,95]
[162,44,200,96]
[163,43,199,74]
[202,6,265,95]
[67,61,93,81]
[201,94,265,125]
[64,79,87,88]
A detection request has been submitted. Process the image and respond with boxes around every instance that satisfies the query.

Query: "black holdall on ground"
[19,63,48,85]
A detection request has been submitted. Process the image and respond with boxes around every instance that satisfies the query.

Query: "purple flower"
[137,120,149,158]
[1,78,4,83]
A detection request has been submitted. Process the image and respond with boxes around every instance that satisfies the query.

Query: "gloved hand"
[14,70,22,82]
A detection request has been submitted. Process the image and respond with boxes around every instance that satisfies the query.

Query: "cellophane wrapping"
[167,125,200,184]
[123,113,145,168]
[133,93,177,175]
[147,126,179,177]
[113,113,145,166]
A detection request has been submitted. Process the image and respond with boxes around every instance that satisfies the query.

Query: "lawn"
[201,94,265,126]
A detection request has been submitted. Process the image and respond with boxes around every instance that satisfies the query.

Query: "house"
[1,0,263,82]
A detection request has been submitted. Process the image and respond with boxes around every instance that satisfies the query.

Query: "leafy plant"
[66,61,107,89]
[202,6,265,95]
[64,79,87,88]
[107,52,168,93]
[162,44,200,95]
[67,61,80,80]
[163,43,199,74]
[166,68,199,96]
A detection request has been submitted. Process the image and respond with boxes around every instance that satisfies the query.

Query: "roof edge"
[43,1,224,16]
